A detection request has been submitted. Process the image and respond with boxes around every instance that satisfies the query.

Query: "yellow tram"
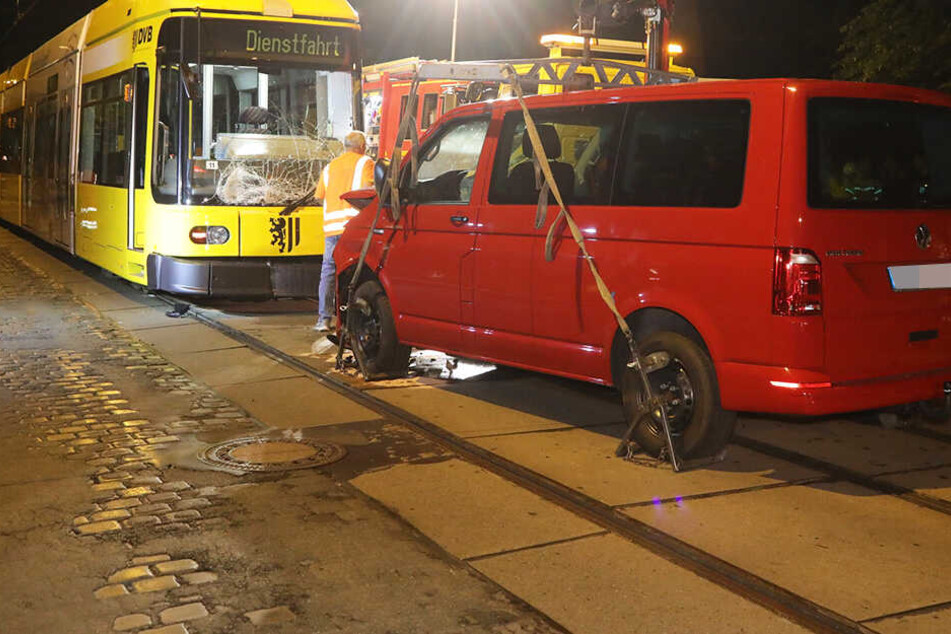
[0,0,362,297]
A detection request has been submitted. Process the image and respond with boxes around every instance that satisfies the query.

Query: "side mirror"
[340,188,377,211]
[373,157,390,198]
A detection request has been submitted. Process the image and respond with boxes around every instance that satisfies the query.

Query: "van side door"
[379,115,491,353]
[490,103,626,376]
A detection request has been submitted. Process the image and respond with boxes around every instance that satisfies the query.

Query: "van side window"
[488,104,623,206]
[408,117,489,204]
[616,100,750,208]
[808,98,950,209]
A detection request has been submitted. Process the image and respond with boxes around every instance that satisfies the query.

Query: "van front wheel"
[346,280,410,379]
[619,331,736,459]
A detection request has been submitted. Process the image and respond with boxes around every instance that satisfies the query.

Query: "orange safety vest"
[315,151,374,237]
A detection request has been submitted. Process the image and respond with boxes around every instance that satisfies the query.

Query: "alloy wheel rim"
[638,356,695,436]
[351,298,382,359]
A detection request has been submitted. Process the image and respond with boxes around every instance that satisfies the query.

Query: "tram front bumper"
[147,254,321,299]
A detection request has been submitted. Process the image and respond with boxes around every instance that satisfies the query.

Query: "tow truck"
[362,1,689,159]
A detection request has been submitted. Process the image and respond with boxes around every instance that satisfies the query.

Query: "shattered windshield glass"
[152,18,358,206]
[186,65,353,206]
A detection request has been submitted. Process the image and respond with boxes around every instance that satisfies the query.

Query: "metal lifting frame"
[338,59,718,472]
[414,57,693,87]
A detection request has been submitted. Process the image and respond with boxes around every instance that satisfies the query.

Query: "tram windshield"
[153,18,359,206]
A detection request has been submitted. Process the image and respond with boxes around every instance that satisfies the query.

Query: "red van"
[334,78,951,459]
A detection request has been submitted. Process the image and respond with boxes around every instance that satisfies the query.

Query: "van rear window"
[808,98,951,209]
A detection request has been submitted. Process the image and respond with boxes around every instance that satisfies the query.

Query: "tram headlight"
[206,226,231,245]
[189,226,230,245]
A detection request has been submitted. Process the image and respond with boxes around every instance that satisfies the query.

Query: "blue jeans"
[319,235,340,320]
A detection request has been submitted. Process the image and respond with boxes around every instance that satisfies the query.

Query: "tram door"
[129,66,149,251]
[32,96,59,243]
[52,89,73,248]
[76,67,148,273]
[23,69,74,250]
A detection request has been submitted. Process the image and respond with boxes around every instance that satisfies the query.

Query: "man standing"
[313,131,374,332]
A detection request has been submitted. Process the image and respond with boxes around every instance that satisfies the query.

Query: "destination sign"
[191,18,354,68]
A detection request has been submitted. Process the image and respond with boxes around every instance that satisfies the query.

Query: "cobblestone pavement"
[0,227,565,634]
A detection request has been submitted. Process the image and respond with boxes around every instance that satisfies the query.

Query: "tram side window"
[0,108,23,175]
[32,98,58,180]
[153,65,182,202]
[79,71,134,187]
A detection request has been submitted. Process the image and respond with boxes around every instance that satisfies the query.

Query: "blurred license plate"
[888,263,951,290]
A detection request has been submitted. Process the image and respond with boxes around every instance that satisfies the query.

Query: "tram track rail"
[732,435,951,516]
[158,295,891,634]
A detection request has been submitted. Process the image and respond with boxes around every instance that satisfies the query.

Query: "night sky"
[2,0,867,79]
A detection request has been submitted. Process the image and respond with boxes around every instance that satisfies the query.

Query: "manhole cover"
[199,437,346,472]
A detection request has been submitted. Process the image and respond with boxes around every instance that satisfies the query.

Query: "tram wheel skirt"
[147,254,321,299]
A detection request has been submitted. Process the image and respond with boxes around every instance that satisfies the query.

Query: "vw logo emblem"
[915,224,932,250]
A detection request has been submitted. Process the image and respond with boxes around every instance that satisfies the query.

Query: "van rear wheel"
[347,280,410,379]
[619,331,736,459]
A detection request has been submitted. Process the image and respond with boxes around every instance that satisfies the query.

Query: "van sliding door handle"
[450,215,469,225]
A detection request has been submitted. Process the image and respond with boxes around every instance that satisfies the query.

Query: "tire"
[619,331,736,459]
[346,280,410,379]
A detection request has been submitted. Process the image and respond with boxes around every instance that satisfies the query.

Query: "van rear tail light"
[189,226,230,245]
[772,248,822,316]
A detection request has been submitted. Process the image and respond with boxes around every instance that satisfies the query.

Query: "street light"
[451,0,459,61]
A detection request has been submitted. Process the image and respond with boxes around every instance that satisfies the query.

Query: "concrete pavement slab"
[440,374,625,428]
[132,324,241,355]
[473,533,809,634]
[164,347,301,387]
[873,465,951,502]
[82,291,152,312]
[60,279,115,296]
[737,417,951,476]
[203,310,322,357]
[867,605,951,634]
[243,324,322,358]
[373,385,588,437]
[352,459,602,559]
[103,307,189,331]
[473,425,823,506]
[43,268,91,283]
[625,481,951,621]
[217,376,381,428]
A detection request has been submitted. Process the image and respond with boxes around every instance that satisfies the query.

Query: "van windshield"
[808,98,950,209]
